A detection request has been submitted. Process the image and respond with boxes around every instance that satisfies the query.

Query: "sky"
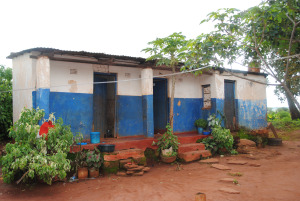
[0,0,293,108]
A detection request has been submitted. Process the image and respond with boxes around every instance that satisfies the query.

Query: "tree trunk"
[169,65,176,133]
[285,83,300,120]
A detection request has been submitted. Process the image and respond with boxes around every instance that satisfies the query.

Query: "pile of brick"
[117,163,150,176]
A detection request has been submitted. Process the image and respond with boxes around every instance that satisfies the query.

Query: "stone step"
[178,150,211,162]
[104,148,145,162]
[178,143,205,154]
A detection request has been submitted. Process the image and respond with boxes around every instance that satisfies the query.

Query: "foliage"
[235,128,268,146]
[142,32,187,132]
[194,118,208,128]
[152,123,179,153]
[86,147,102,169]
[74,133,87,169]
[184,1,300,119]
[201,127,234,155]
[1,108,73,185]
[0,65,12,141]
[207,114,221,128]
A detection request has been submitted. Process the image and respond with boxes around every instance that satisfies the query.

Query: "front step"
[178,150,212,162]
[178,143,205,153]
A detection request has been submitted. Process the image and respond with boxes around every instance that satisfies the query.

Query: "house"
[7,48,268,140]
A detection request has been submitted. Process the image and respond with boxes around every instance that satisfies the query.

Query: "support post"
[36,56,50,120]
[141,68,154,138]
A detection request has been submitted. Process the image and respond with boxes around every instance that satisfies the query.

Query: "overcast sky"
[0,0,293,107]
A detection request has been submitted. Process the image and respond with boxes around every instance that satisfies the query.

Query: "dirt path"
[1,140,300,201]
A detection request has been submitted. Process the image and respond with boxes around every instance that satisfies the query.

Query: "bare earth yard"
[1,131,300,201]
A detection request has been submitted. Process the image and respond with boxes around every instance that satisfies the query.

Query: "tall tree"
[143,32,187,132]
[0,65,12,140]
[183,0,300,119]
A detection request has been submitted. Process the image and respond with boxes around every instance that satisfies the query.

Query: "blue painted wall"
[49,92,93,139]
[36,88,50,121]
[116,95,144,137]
[236,99,267,129]
[142,95,154,138]
[173,98,201,133]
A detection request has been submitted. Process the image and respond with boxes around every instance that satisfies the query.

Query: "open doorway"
[93,73,116,138]
[153,78,168,134]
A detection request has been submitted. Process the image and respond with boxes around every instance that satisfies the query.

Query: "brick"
[120,159,133,169]
[178,143,205,154]
[219,187,240,194]
[178,150,211,162]
[211,164,231,170]
[199,158,219,164]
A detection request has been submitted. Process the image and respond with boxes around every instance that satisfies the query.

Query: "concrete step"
[178,143,205,154]
[178,150,212,162]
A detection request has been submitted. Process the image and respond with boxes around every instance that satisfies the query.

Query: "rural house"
[8,48,268,140]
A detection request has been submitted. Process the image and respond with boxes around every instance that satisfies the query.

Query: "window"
[202,85,211,109]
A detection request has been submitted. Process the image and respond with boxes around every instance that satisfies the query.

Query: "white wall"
[214,71,267,100]
[12,53,36,122]
[50,60,93,94]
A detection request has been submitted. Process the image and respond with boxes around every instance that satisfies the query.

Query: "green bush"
[0,66,12,141]
[2,108,73,185]
[152,123,179,153]
[201,127,234,155]
[194,118,208,128]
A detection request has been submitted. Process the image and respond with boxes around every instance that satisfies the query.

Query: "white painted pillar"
[141,68,154,138]
[36,56,51,120]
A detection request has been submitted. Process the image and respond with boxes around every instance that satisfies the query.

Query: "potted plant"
[153,124,179,163]
[194,119,208,134]
[74,134,88,179]
[86,147,102,178]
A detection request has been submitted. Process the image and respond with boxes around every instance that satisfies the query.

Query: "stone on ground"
[199,158,219,164]
[116,172,127,176]
[237,139,256,154]
[178,150,211,162]
[211,164,231,170]
[227,160,248,165]
[249,162,261,167]
[219,178,236,183]
[219,187,240,194]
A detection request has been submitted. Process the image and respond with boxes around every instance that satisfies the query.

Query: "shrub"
[2,108,73,185]
[152,123,179,153]
[194,119,208,128]
[201,127,234,155]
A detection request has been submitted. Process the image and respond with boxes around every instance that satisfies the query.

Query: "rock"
[219,178,236,183]
[211,164,231,170]
[126,170,135,175]
[116,172,127,176]
[133,171,144,176]
[199,158,219,164]
[227,160,247,165]
[249,162,261,167]
[124,163,138,169]
[178,150,211,162]
[127,166,144,171]
[132,156,147,166]
[143,167,150,172]
[120,159,132,169]
[237,139,256,154]
[219,187,240,194]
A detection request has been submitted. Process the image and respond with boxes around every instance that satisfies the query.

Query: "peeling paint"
[68,80,78,92]
[177,100,181,106]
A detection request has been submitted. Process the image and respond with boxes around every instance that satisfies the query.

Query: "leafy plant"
[207,114,221,128]
[74,133,87,169]
[86,147,102,169]
[152,123,179,153]
[2,108,73,185]
[0,65,12,141]
[202,127,234,155]
[194,118,208,128]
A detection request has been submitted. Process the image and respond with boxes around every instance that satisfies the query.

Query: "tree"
[0,65,12,140]
[184,0,300,119]
[142,32,187,132]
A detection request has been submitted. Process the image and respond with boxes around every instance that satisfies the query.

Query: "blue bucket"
[90,132,100,144]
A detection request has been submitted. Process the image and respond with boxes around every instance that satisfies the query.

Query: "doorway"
[224,80,236,130]
[93,73,116,138]
[153,78,168,134]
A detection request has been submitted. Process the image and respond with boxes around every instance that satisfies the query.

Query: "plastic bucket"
[197,127,203,134]
[90,132,100,144]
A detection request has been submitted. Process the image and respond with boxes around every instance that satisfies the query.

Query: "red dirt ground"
[1,140,300,201]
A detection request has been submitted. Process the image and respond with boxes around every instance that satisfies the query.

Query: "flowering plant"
[86,147,102,169]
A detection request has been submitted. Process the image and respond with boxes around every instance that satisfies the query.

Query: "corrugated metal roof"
[7,47,147,62]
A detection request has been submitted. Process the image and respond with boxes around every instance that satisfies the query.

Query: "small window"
[202,85,211,109]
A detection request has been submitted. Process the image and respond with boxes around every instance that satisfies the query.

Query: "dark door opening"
[93,73,116,138]
[153,78,168,134]
[224,80,236,130]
